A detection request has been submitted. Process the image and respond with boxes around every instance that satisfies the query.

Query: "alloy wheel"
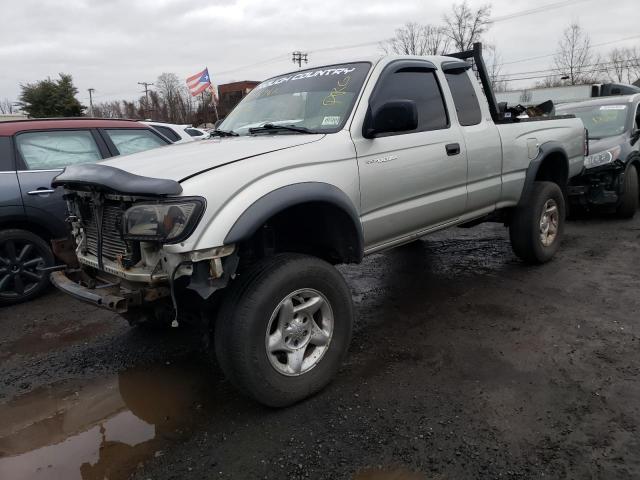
[265,288,334,376]
[0,239,47,300]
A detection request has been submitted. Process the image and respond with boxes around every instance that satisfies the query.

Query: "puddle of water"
[354,467,428,480]
[0,320,113,361]
[0,361,213,480]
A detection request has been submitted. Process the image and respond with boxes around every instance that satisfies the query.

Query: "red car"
[0,118,171,305]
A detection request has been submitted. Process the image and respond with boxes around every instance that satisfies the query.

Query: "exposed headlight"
[123,197,205,243]
[584,146,621,169]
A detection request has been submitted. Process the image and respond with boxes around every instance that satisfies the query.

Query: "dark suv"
[557,94,640,217]
[0,118,170,306]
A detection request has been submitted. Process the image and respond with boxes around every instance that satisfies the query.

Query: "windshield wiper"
[210,129,238,137]
[248,123,316,135]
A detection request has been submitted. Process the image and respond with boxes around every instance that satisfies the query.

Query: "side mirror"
[214,119,223,129]
[631,128,640,146]
[364,100,418,138]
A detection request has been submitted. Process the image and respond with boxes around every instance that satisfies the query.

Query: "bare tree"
[484,45,508,92]
[92,100,123,118]
[604,47,640,84]
[443,1,492,52]
[553,22,598,85]
[381,22,450,55]
[0,98,15,114]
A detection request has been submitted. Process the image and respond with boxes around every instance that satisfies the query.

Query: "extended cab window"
[15,130,102,170]
[103,129,167,156]
[445,70,482,126]
[371,68,448,134]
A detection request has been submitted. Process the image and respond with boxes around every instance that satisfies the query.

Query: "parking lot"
[1,214,639,480]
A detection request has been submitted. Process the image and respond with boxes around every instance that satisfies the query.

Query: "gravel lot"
[1,215,639,480]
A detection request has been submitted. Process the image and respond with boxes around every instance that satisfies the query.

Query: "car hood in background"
[587,134,626,156]
[99,134,325,182]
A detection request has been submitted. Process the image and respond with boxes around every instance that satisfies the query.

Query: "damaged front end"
[50,164,237,323]
[568,146,626,208]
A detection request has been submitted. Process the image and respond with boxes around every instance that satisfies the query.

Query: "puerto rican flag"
[186,67,212,96]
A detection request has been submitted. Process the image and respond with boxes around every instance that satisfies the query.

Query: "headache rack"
[446,42,500,123]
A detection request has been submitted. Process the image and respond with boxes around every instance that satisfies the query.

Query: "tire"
[0,229,54,307]
[214,253,353,407]
[509,181,565,265]
[616,164,639,219]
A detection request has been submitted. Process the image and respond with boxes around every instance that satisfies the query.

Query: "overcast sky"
[1,0,637,107]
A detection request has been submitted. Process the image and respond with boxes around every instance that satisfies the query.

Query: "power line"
[490,0,591,23]
[498,57,640,79]
[502,34,640,66]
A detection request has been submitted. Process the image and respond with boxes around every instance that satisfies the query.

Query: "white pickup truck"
[51,44,585,406]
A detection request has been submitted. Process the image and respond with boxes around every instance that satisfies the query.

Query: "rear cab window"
[15,130,102,170]
[445,70,482,126]
[102,129,168,156]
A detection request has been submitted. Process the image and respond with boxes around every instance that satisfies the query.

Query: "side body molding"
[224,182,364,260]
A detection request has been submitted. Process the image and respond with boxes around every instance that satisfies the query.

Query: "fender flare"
[224,182,364,261]
[518,141,570,207]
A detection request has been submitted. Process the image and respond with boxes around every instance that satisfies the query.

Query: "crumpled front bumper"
[50,271,131,313]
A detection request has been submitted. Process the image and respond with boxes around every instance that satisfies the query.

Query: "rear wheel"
[0,229,54,306]
[616,164,639,219]
[214,253,353,407]
[509,181,565,264]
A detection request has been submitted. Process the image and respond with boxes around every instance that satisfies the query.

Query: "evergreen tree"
[19,73,85,117]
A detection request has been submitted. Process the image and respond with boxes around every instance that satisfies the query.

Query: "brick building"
[216,80,260,118]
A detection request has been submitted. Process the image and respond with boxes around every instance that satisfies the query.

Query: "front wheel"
[616,164,639,219]
[214,254,353,407]
[509,181,565,264]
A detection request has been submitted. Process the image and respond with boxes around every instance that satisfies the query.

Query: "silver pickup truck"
[51,44,585,406]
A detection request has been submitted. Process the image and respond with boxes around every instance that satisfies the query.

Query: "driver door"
[352,61,468,250]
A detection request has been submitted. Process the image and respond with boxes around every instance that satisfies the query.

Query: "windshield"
[558,104,629,139]
[219,62,370,135]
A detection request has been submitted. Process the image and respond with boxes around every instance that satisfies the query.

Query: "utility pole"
[87,88,95,117]
[137,82,154,118]
[292,51,308,69]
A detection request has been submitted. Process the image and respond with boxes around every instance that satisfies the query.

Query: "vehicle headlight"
[123,197,205,243]
[584,146,621,169]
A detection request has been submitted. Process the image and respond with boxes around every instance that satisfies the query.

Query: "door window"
[15,130,102,170]
[370,68,448,134]
[103,129,167,156]
[445,71,482,126]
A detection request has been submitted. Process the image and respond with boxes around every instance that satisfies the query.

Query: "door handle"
[445,143,461,156]
[27,189,56,195]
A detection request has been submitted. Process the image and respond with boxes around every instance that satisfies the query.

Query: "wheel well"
[535,152,568,187]
[0,219,52,242]
[239,201,362,265]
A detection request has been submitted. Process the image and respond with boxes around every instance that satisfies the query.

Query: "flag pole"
[211,86,220,122]
[201,90,206,125]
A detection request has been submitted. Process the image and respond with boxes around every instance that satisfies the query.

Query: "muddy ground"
[1,215,639,480]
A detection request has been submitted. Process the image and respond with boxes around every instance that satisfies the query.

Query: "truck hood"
[99,134,324,182]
